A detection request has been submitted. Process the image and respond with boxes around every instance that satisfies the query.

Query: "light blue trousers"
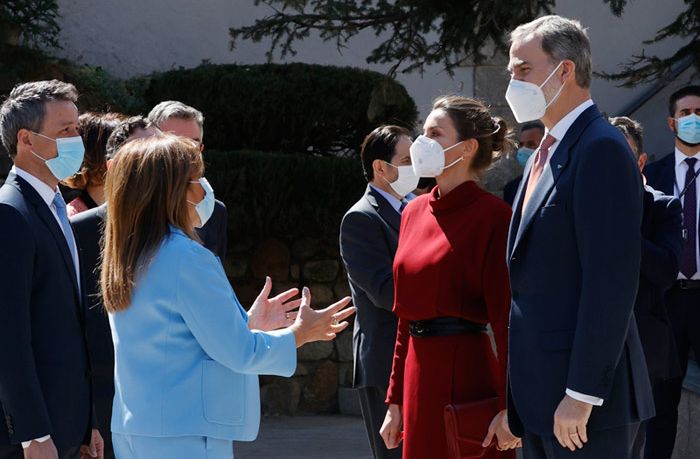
[112,433,233,459]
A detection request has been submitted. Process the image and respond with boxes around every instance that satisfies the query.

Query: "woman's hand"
[289,287,355,347]
[482,409,521,451]
[248,277,302,331]
[380,404,403,449]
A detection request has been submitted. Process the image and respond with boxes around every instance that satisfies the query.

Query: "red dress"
[386,181,514,459]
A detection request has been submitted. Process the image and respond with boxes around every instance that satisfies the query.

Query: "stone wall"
[224,236,357,416]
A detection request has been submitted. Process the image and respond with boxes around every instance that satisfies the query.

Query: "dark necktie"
[399,200,408,214]
[681,157,698,278]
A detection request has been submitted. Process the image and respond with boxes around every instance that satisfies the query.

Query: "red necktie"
[522,134,557,210]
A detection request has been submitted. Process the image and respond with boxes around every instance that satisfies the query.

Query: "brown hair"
[431,95,511,173]
[360,125,412,182]
[101,134,204,312]
[64,112,124,190]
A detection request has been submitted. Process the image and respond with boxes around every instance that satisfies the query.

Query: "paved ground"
[234,415,373,459]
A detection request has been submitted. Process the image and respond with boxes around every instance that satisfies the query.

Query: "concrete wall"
[54,0,689,123]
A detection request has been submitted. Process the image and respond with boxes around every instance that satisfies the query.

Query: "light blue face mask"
[188,177,215,228]
[676,113,700,145]
[516,147,535,167]
[30,132,85,181]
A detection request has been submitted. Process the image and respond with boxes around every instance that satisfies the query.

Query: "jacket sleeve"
[0,204,52,443]
[175,242,296,377]
[568,136,643,400]
[385,318,409,405]
[339,210,395,311]
[483,206,512,411]
[640,196,682,290]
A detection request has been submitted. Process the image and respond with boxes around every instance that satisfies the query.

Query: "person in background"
[147,100,228,261]
[340,125,417,459]
[64,112,124,217]
[102,134,355,458]
[413,177,436,196]
[380,95,517,458]
[0,79,103,459]
[70,115,161,459]
[503,121,544,206]
[644,85,700,459]
[505,15,653,458]
[610,115,683,458]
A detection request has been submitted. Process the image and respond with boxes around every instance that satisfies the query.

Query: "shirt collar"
[674,147,700,168]
[369,183,411,214]
[547,99,595,143]
[11,165,58,208]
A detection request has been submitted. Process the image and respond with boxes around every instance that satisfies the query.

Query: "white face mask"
[409,135,465,178]
[382,162,420,197]
[505,61,566,123]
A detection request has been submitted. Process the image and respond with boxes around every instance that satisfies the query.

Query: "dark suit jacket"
[70,204,112,441]
[339,186,400,389]
[506,105,654,437]
[644,152,675,196]
[503,175,522,207]
[0,173,92,452]
[197,200,228,261]
[636,185,682,380]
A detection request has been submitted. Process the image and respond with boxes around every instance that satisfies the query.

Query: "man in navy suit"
[147,101,228,261]
[610,116,684,458]
[505,16,654,458]
[339,125,416,459]
[643,85,700,459]
[0,80,103,459]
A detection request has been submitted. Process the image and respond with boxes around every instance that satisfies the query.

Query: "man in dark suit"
[505,16,654,458]
[0,80,103,459]
[643,85,700,459]
[610,116,684,458]
[339,125,417,459]
[147,101,228,260]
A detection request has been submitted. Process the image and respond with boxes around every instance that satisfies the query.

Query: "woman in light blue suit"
[100,135,354,459]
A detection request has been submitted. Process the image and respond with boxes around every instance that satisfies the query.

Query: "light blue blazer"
[109,227,296,441]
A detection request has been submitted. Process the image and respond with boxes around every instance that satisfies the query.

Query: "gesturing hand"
[553,394,593,451]
[290,287,355,347]
[247,277,302,331]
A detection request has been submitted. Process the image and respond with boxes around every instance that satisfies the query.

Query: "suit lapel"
[658,154,676,196]
[365,185,401,233]
[9,173,81,301]
[510,105,602,255]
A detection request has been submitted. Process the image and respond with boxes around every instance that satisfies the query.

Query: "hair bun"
[490,117,511,153]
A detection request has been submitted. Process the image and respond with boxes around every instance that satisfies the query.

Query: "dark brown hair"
[101,134,204,312]
[360,125,412,182]
[609,116,644,157]
[432,95,511,173]
[64,112,124,190]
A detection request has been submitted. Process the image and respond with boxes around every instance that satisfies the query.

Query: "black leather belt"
[408,317,487,338]
[675,279,700,289]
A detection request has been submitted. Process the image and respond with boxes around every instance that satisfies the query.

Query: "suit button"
[510,256,517,262]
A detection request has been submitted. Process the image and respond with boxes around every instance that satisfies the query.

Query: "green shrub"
[203,149,366,246]
[141,63,418,155]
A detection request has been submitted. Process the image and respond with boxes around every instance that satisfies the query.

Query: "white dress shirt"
[532,99,604,407]
[369,183,413,214]
[11,166,81,448]
[673,148,700,280]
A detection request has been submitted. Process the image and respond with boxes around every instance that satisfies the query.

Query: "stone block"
[295,362,310,377]
[292,237,321,260]
[334,278,351,298]
[309,284,334,306]
[290,263,300,281]
[337,362,354,387]
[297,340,334,361]
[303,260,340,283]
[336,329,354,362]
[223,256,248,279]
[338,387,362,417]
[250,238,290,281]
[300,361,338,413]
[260,377,301,416]
[230,282,260,310]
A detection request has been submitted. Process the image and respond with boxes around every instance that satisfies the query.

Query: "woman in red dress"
[380,96,519,458]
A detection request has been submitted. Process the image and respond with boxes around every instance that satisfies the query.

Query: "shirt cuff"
[566,389,604,406]
[21,435,51,449]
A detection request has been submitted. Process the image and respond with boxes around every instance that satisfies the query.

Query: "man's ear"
[372,159,386,178]
[16,128,32,150]
[199,143,204,152]
[638,152,648,172]
[560,60,576,83]
[668,117,677,133]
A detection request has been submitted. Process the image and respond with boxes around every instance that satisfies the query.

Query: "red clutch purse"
[444,397,500,459]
